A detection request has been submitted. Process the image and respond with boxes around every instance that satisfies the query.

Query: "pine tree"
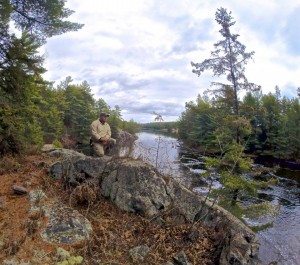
[191,7,260,117]
[190,7,262,204]
[63,81,95,143]
[0,0,83,154]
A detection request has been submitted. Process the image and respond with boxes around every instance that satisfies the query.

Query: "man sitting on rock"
[90,112,116,157]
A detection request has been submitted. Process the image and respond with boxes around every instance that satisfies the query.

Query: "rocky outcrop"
[47,149,261,265]
[48,149,111,185]
[101,159,171,216]
[40,201,92,244]
[110,129,137,157]
[29,190,92,244]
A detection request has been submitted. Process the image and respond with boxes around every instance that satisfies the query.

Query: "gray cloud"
[98,75,150,91]
[42,0,300,123]
[119,100,183,116]
[170,18,214,55]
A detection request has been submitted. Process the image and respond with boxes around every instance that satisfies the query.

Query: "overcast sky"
[42,0,300,123]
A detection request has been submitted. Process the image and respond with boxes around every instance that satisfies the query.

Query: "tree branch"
[12,7,53,27]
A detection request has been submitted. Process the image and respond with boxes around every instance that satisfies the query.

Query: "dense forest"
[0,72,139,155]
[141,121,178,133]
[178,88,300,160]
[0,0,138,156]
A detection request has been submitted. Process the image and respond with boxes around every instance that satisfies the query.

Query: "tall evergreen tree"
[6,0,83,42]
[191,7,259,117]
[285,98,300,158]
[241,91,263,153]
[189,7,263,204]
[95,98,110,115]
[179,97,216,149]
[63,81,95,143]
[109,105,124,138]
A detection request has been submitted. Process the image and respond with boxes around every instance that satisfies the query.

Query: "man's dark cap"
[100,112,110,117]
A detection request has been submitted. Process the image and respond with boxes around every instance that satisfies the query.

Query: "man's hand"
[99,136,109,144]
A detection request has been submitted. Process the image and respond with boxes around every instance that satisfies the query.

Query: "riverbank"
[134,131,300,264]
[178,139,300,172]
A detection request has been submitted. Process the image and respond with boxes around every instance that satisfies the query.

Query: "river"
[132,131,300,265]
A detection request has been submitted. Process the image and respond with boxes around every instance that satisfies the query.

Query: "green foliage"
[178,6,298,223]
[95,98,110,115]
[218,191,278,227]
[284,98,300,158]
[218,198,244,219]
[205,157,221,168]
[222,143,252,172]
[0,0,139,155]
[1,0,83,94]
[178,97,216,149]
[109,105,123,138]
[9,0,83,44]
[205,142,256,205]
[179,88,300,160]
[0,0,83,155]
[243,202,280,220]
[36,85,66,143]
[220,172,257,196]
[62,79,95,143]
[253,178,279,189]
[122,119,140,135]
[250,222,274,233]
[24,121,44,146]
[53,139,63,148]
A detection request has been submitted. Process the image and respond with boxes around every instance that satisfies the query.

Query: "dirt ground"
[0,154,220,264]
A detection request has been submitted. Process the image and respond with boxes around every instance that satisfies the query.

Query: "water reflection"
[132,132,185,183]
[132,132,208,186]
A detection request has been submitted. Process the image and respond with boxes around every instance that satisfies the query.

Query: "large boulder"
[48,148,110,184]
[101,159,171,216]
[47,150,261,265]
